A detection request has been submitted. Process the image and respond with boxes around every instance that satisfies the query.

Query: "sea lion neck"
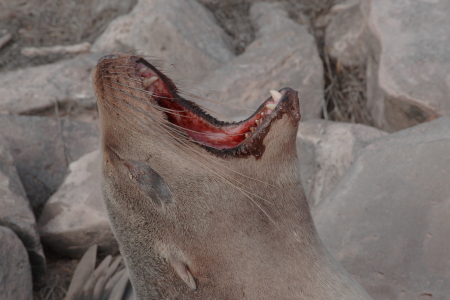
[93,53,373,300]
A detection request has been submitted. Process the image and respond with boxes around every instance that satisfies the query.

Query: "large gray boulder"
[0,135,45,286]
[91,0,234,81]
[0,54,98,115]
[187,2,324,121]
[0,115,99,216]
[366,0,450,132]
[39,150,117,258]
[296,119,386,208]
[314,116,450,300]
[0,226,33,300]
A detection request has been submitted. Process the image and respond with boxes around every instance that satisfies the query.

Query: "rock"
[91,0,137,16]
[325,0,370,66]
[91,0,234,81]
[0,54,98,115]
[296,119,386,208]
[314,116,450,300]
[38,150,117,258]
[189,2,323,122]
[0,135,45,287]
[0,115,99,216]
[366,0,450,132]
[0,226,33,300]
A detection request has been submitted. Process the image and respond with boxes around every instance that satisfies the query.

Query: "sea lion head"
[93,53,371,300]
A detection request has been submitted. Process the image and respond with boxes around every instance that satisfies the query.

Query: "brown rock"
[91,0,234,81]
[296,119,386,208]
[0,54,98,115]
[91,0,136,16]
[315,116,450,300]
[325,0,370,67]
[39,151,118,258]
[0,115,99,216]
[0,134,45,286]
[366,0,450,132]
[189,2,324,122]
[0,226,33,300]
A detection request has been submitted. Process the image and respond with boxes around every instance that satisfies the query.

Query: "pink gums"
[136,63,271,149]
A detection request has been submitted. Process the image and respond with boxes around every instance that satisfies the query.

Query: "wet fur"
[93,53,372,300]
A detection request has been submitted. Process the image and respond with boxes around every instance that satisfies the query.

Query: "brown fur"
[93,53,373,300]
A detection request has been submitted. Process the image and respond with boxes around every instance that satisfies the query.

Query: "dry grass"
[33,254,78,300]
[321,51,372,125]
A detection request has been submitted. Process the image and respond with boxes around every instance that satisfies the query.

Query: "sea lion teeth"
[255,119,261,125]
[249,126,256,132]
[244,132,251,138]
[265,103,277,111]
[260,111,265,117]
[269,89,282,103]
[139,67,148,75]
[143,76,158,88]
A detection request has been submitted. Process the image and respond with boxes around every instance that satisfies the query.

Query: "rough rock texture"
[91,0,137,16]
[325,0,369,66]
[39,150,117,258]
[366,0,450,132]
[296,119,386,208]
[0,134,45,286]
[0,226,33,300]
[0,115,99,216]
[91,0,234,81]
[0,54,98,115]
[189,2,323,122]
[315,116,450,300]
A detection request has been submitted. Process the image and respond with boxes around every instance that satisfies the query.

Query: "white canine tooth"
[255,119,261,125]
[143,76,158,87]
[265,103,277,111]
[269,90,282,103]
[245,133,251,138]
[139,67,148,74]
[249,126,256,132]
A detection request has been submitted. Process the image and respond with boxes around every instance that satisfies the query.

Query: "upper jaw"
[95,54,301,159]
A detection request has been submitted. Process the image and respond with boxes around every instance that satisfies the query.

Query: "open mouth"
[115,56,300,158]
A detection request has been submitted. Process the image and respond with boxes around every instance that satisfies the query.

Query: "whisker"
[97,56,281,226]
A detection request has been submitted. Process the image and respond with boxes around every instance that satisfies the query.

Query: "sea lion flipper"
[108,270,130,300]
[102,268,127,300]
[92,256,123,300]
[66,244,98,300]
[80,255,112,299]
[169,258,197,291]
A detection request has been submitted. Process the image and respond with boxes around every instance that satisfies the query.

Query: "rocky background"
[0,0,449,299]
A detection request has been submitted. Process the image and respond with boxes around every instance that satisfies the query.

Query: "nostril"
[98,54,119,63]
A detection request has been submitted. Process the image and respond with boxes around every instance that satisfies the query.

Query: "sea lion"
[92,53,373,300]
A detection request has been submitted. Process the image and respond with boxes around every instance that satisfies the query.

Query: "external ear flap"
[169,258,197,290]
